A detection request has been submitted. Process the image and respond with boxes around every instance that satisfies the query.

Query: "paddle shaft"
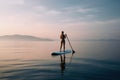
[66,35,74,51]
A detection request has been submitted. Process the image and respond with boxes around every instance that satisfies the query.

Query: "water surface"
[0,40,120,80]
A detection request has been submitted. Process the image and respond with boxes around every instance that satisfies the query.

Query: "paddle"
[66,34,75,53]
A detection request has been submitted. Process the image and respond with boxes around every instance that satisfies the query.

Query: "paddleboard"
[51,50,72,55]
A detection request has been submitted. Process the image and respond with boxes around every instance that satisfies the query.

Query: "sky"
[0,0,120,40]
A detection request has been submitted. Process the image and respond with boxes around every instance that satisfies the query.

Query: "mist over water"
[0,40,120,80]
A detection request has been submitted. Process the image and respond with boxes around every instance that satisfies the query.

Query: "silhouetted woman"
[60,31,67,52]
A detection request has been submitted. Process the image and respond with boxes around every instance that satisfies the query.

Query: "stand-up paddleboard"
[51,50,72,55]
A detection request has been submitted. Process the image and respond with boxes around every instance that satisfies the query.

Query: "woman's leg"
[63,41,65,52]
[60,41,63,52]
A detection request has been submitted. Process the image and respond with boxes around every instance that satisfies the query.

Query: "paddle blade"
[72,50,75,54]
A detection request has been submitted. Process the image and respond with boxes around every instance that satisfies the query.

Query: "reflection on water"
[60,54,66,76]
[0,41,120,80]
[59,53,74,77]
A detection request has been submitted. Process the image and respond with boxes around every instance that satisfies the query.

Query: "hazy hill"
[0,34,53,41]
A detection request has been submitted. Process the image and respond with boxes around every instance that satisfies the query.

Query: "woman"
[60,31,67,52]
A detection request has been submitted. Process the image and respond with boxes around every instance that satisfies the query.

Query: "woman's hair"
[62,31,64,34]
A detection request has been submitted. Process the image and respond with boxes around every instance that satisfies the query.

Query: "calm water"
[0,40,120,80]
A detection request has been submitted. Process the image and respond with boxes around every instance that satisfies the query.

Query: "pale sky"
[0,0,120,40]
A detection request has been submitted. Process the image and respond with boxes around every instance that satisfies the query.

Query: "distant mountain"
[0,34,53,41]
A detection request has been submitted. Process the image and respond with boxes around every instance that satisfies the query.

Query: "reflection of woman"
[60,31,67,52]
[60,54,66,75]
